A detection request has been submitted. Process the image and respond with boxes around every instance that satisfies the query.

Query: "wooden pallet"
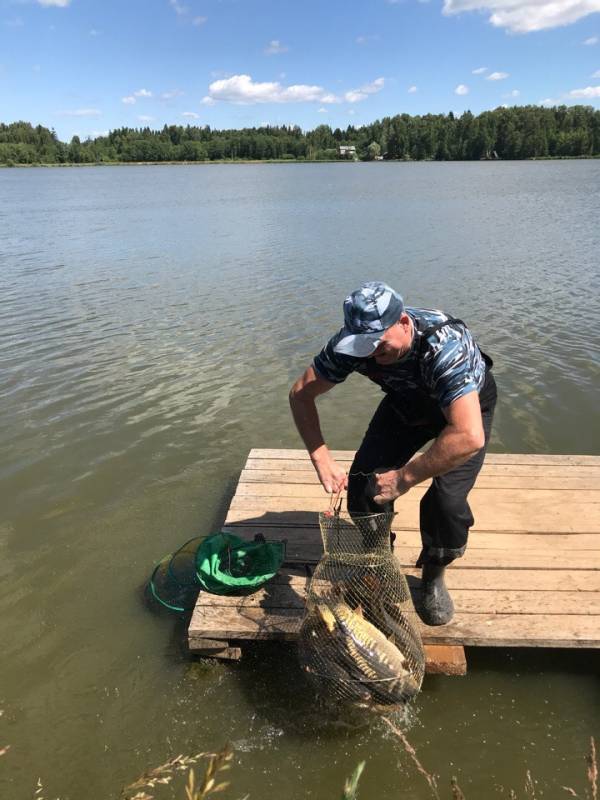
[188,450,600,674]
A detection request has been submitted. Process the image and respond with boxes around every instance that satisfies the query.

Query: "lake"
[0,162,599,799]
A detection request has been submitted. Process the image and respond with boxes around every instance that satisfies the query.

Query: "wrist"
[310,445,330,465]
[397,465,417,490]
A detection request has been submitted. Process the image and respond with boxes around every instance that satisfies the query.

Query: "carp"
[299,596,421,706]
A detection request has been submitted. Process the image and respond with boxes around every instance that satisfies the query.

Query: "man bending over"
[289,281,497,625]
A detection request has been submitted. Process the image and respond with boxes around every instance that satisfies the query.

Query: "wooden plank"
[243,566,600,591]
[187,633,465,675]
[236,470,600,490]
[248,449,600,467]
[225,492,600,533]
[235,480,600,496]
[424,645,467,676]
[195,585,600,615]
[190,638,242,660]
[243,459,600,478]
[224,525,600,551]
[422,615,600,648]
[219,526,600,569]
[239,469,600,491]
[229,486,600,506]
[189,605,600,647]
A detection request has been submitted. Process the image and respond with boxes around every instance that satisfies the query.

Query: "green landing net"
[149,532,286,613]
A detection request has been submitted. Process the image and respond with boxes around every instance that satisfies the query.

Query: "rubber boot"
[419,563,454,626]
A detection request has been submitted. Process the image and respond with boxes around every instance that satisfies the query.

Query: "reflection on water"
[0,163,599,799]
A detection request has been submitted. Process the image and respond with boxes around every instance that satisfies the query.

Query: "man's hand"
[312,450,348,494]
[372,467,413,505]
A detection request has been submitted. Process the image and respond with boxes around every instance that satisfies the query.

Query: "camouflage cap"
[334,281,404,357]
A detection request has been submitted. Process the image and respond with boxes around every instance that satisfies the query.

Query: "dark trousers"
[347,371,497,566]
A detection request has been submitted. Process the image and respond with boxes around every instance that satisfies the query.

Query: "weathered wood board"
[188,450,600,671]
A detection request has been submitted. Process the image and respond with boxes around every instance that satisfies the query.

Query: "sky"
[1,0,599,142]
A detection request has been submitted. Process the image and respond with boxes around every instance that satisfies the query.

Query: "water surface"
[1,162,599,799]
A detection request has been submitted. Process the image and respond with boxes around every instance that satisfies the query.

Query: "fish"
[370,598,426,682]
[298,611,373,704]
[299,596,421,706]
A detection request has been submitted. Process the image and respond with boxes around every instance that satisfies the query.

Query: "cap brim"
[333,331,382,357]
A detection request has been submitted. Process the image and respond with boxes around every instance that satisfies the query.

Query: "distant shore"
[2,155,599,168]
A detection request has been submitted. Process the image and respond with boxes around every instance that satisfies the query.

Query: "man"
[289,281,497,626]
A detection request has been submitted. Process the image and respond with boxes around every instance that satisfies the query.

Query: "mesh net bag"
[149,536,206,613]
[148,533,285,613]
[298,510,425,709]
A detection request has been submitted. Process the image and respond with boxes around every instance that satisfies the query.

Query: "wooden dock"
[188,449,600,673]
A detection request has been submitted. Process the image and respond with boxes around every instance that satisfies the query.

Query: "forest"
[1,104,599,165]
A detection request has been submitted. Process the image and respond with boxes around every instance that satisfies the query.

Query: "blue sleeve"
[312,330,361,384]
[423,329,484,408]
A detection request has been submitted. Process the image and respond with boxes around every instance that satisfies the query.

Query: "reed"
[122,744,233,800]
[119,733,597,800]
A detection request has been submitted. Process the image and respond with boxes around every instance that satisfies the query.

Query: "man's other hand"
[372,468,412,505]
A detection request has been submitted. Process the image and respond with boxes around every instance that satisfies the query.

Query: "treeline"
[1,105,600,165]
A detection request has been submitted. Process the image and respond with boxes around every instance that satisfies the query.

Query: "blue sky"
[1,0,599,141]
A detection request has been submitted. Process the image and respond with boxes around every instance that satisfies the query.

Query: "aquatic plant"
[342,761,365,800]
[122,744,233,800]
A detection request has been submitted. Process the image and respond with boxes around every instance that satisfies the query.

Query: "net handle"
[326,486,344,516]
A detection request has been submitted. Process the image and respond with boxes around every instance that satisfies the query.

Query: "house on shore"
[338,145,357,159]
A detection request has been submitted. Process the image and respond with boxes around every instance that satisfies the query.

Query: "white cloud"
[569,84,600,97]
[487,71,509,80]
[192,16,207,26]
[37,0,71,6]
[317,107,328,113]
[355,34,379,44]
[122,96,136,104]
[160,89,184,100]
[57,108,101,117]
[455,84,469,95]
[264,39,288,55]
[583,35,599,44]
[134,88,152,97]
[182,111,200,118]
[89,28,100,36]
[592,69,600,77]
[344,77,385,103]
[408,85,418,93]
[539,97,557,105]
[138,115,155,122]
[505,88,520,96]
[443,0,600,33]
[472,66,488,74]
[205,74,333,104]
[169,0,188,15]
[203,73,383,106]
